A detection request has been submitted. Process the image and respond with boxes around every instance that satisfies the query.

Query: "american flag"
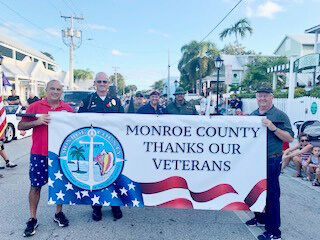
[48,152,266,210]
[0,97,7,137]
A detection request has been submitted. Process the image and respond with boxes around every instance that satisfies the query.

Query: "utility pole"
[112,66,119,89]
[61,15,83,90]
[167,50,171,97]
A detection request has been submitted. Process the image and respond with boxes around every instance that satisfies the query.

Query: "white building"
[0,33,68,104]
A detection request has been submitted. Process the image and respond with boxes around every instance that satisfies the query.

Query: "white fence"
[242,97,320,135]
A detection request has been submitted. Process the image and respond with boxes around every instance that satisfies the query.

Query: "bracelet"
[271,127,278,133]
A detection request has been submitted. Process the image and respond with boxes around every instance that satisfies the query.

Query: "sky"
[0,0,319,90]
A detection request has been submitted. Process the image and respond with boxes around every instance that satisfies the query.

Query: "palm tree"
[219,18,253,49]
[70,146,86,174]
[178,41,220,92]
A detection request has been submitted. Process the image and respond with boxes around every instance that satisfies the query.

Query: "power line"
[0,0,60,38]
[0,16,64,51]
[200,0,244,42]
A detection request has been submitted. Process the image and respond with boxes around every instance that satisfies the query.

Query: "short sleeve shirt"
[251,105,294,157]
[21,99,73,156]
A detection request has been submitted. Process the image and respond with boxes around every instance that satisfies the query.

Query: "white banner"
[48,113,266,212]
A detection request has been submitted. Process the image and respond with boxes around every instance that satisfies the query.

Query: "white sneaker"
[6,161,17,168]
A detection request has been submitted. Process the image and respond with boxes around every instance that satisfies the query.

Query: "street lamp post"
[214,56,224,115]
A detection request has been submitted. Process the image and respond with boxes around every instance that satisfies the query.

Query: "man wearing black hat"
[247,87,294,240]
[125,91,145,113]
[164,87,198,115]
[137,90,164,114]
[78,72,124,221]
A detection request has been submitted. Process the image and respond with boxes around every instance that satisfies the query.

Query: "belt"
[268,153,282,158]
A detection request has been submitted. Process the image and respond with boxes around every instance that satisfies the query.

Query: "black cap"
[135,91,143,97]
[256,87,272,93]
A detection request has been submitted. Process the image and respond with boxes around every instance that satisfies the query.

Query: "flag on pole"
[2,72,11,89]
[0,97,7,137]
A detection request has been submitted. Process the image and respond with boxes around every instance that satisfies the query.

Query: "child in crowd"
[302,146,320,185]
[282,133,312,177]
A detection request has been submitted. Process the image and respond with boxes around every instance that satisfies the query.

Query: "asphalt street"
[0,137,319,240]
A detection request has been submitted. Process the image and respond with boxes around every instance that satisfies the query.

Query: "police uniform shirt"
[137,102,164,114]
[78,92,124,113]
[251,105,294,157]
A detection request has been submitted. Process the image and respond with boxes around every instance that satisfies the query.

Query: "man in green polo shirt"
[164,87,198,115]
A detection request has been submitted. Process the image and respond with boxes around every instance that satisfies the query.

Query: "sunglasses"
[96,80,108,84]
[300,139,309,142]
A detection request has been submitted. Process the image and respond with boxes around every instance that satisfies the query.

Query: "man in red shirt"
[18,80,73,237]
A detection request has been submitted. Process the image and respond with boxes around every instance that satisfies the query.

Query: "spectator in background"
[199,93,208,115]
[281,133,312,177]
[7,89,20,105]
[27,93,40,106]
[0,134,17,169]
[234,96,243,111]
[302,146,320,182]
[125,91,145,113]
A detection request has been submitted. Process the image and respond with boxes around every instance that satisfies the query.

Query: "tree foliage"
[221,43,256,55]
[241,56,287,92]
[124,85,137,94]
[110,73,125,95]
[151,79,164,92]
[178,40,220,93]
[74,68,93,82]
[219,18,253,46]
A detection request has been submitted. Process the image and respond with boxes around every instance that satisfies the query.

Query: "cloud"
[87,24,116,32]
[111,49,124,56]
[257,1,284,19]
[44,28,61,38]
[246,6,254,18]
[148,29,169,38]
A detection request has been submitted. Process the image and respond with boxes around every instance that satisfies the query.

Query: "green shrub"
[294,88,306,98]
[310,87,320,98]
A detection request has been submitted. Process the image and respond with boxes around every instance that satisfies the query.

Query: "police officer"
[246,87,294,240]
[164,87,198,115]
[137,90,164,114]
[78,72,123,221]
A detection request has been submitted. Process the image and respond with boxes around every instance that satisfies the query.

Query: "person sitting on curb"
[302,146,320,183]
[281,133,312,177]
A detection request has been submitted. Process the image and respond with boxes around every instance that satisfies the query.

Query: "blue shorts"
[29,154,48,188]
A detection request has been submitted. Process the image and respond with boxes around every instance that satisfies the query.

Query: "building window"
[16,51,27,61]
[42,61,47,68]
[0,45,13,58]
[34,58,38,62]
[48,64,55,71]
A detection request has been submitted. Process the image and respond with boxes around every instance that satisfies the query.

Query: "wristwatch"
[271,127,278,133]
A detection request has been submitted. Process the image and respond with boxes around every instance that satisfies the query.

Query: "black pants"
[254,155,281,236]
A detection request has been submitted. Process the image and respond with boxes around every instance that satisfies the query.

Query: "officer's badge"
[111,99,116,106]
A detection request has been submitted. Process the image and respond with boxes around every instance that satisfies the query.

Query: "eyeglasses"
[96,80,108,84]
[300,139,309,142]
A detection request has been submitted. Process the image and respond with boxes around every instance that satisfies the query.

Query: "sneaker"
[258,231,281,240]
[312,179,320,186]
[111,206,122,220]
[6,161,17,168]
[92,206,102,221]
[0,162,4,169]
[23,218,38,237]
[245,217,265,227]
[54,212,69,227]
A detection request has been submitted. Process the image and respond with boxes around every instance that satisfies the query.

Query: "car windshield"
[63,91,92,104]
[5,105,19,114]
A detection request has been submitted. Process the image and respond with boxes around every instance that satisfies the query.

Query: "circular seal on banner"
[311,102,317,114]
[59,126,125,191]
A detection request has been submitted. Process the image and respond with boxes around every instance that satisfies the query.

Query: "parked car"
[5,105,32,142]
[62,90,94,112]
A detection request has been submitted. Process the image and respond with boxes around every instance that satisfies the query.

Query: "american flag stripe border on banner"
[0,97,7,137]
